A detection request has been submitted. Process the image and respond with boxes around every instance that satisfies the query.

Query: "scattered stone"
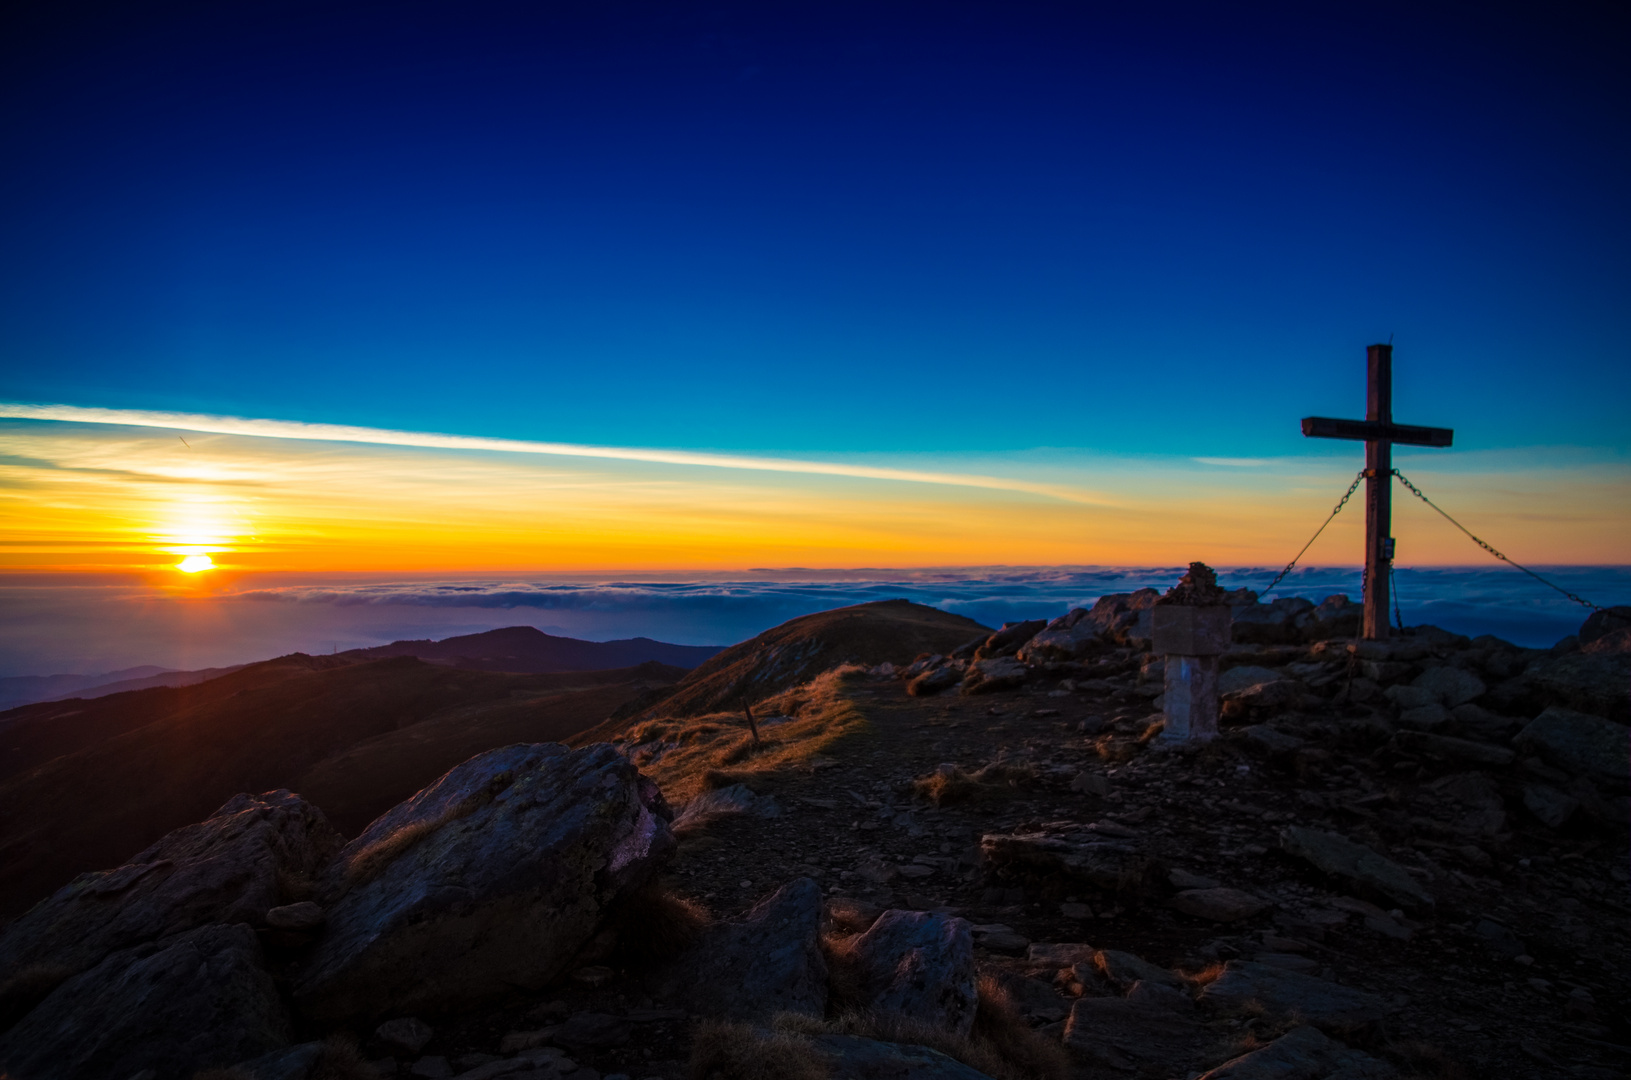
[0,790,342,980]
[1521,783,1579,829]
[974,620,1048,661]
[572,966,614,988]
[908,664,962,697]
[1474,919,1526,960]
[498,1030,556,1053]
[961,657,1028,695]
[1069,771,1111,797]
[1513,706,1629,790]
[1026,942,1096,967]
[1241,726,1305,755]
[410,1056,453,1079]
[554,1012,632,1050]
[232,1041,324,1080]
[1198,961,1386,1035]
[1397,703,1450,731]
[376,1017,434,1056]
[1169,868,1222,890]
[265,901,327,932]
[810,1033,996,1080]
[1058,901,1092,920]
[1169,888,1269,922]
[1094,948,1184,990]
[1279,826,1433,910]
[1525,653,1631,723]
[294,743,675,1023]
[0,923,290,1080]
[1392,730,1514,768]
[1063,997,1211,1074]
[1412,666,1487,708]
[652,877,826,1023]
[979,831,1157,893]
[1195,1024,1397,1079]
[848,909,978,1036]
[1219,666,1287,696]
[1384,685,1438,711]
[1125,979,1195,1012]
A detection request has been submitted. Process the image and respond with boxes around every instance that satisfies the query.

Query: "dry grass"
[620,666,870,805]
[344,816,444,888]
[800,946,1067,1080]
[610,882,713,966]
[1178,961,1228,987]
[312,1033,380,1080]
[688,1018,828,1080]
[0,963,73,1031]
[1137,718,1167,743]
[1093,734,1141,762]
[910,760,1038,807]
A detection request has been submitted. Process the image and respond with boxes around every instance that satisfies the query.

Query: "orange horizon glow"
[1,413,1627,575]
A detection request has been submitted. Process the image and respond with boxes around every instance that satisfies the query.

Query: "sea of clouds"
[3,565,1624,679]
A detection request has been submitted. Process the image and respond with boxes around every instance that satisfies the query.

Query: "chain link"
[1259,470,1365,599]
[1390,469,1605,613]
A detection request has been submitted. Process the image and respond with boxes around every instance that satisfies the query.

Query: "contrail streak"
[0,402,1115,505]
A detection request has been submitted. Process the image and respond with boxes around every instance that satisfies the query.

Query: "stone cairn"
[1151,562,1231,743]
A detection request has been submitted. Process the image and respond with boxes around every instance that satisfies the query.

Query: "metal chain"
[1259,470,1366,599]
[1391,469,1606,613]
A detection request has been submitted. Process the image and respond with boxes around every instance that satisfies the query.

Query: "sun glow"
[176,554,216,573]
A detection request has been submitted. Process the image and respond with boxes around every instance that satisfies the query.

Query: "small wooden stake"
[741,697,760,744]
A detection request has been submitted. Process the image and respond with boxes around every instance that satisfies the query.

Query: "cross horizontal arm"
[1301,417,1454,447]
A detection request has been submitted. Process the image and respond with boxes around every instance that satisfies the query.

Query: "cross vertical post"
[1300,344,1453,642]
[1364,344,1392,640]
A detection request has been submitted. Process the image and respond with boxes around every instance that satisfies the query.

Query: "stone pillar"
[1152,605,1231,743]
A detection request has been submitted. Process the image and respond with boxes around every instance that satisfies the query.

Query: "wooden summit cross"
[1302,344,1453,641]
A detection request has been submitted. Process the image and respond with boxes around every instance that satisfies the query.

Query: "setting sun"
[176,554,215,573]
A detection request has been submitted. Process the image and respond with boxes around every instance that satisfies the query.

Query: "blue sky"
[3,1,1627,458]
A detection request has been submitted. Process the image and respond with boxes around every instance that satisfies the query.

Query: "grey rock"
[0,789,342,980]
[1094,948,1185,990]
[1170,868,1222,889]
[960,657,1027,695]
[1383,685,1438,711]
[973,620,1047,661]
[1242,726,1306,755]
[652,877,826,1022]
[979,832,1156,893]
[265,901,326,932]
[1521,784,1579,829]
[1427,772,1507,836]
[1198,961,1386,1035]
[908,664,962,697]
[1527,652,1631,722]
[233,1041,323,1080]
[0,923,289,1080]
[1392,730,1515,768]
[1224,680,1302,716]
[294,743,674,1022]
[1580,606,1631,647]
[1396,703,1450,731]
[1169,888,1269,922]
[1017,608,1098,663]
[1063,997,1211,1074]
[1126,979,1195,1012]
[1513,706,1629,791]
[376,1017,434,1056]
[1220,665,1287,696]
[1278,826,1432,910]
[410,1056,453,1079]
[812,1034,996,1080]
[1297,595,1360,641]
[1232,598,1315,646]
[1411,666,1487,708]
[555,1012,631,1049]
[848,909,978,1036]
[1447,703,1524,742]
[1474,919,1526,960]
[1196,1024,1397,1079]
[1026,942,1097,968]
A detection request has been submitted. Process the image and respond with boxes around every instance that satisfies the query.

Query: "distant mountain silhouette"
[0,653,688,919]
[0,666,183,710]
[338,625,722,673]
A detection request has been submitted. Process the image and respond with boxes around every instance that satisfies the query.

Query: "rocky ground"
[1,592,1626,1080]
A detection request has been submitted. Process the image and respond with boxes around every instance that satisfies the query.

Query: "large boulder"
[1296,595,1360,641]
[1077,589,1162,648]
[813,1034,997,1080]
[1195,1024,1396,1079]
[0,789,341,980]
[1018,608,1099,663]
[1524,653,1630,723]
[1579,606,1631,648]
[972,620,1047,661]
[0,923,289,1080]
[1231,598,1314,645]
[1278,826,1432,910]
[1411,666,1487,708]
[846,910,978,1036]
[651,877,827,1022]
[960,657,1027,696]
[1513,707,1629,792]
[1063,997,1211,1075]
[1198,962,1386,1036]
[293,742,674,1022]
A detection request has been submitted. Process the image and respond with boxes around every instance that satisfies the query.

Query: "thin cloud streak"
[0,403,1115,506]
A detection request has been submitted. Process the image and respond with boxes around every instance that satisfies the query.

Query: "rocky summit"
[0,595,1625,1080]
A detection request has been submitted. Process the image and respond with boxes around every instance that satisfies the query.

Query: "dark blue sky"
[2,1,1626,456]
